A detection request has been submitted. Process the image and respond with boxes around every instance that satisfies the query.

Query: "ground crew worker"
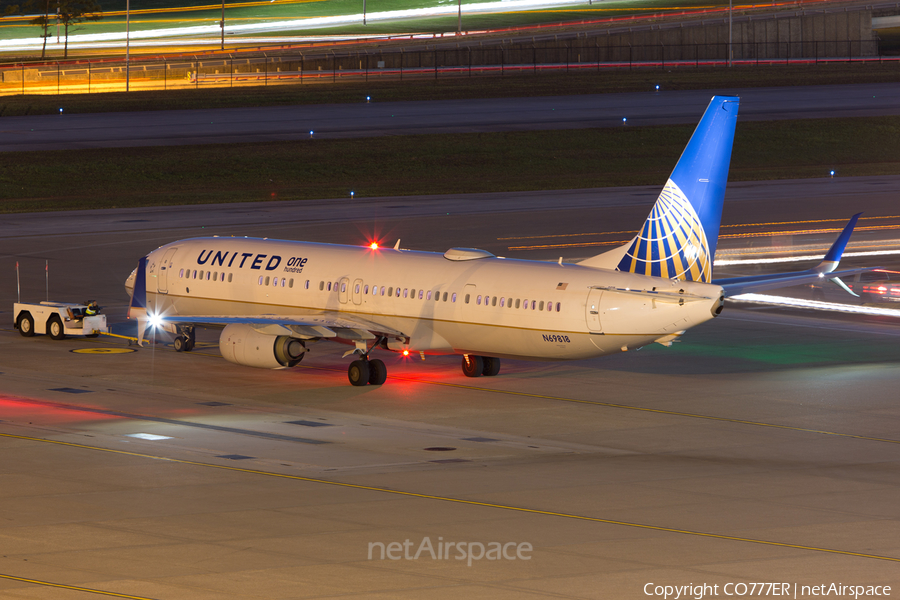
[84,301,100,316]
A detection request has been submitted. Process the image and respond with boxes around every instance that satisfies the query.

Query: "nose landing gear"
[173,326,195,352]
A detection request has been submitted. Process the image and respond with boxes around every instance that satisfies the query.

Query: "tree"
[27,0,53,59]
[2,1,23,15]
[57,0,102,58]
[0,1,52,60]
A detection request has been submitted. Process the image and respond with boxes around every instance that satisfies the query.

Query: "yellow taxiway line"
[0,572,158,600]
[1,428,898,564]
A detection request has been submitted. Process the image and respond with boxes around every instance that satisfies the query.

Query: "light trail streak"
[715,248,900,266]
[499,216,900,242]
[0,0,591,52]
[508,225,900,251]
[722,224,900,240]
[0,0,320,22]
[0,0,842,54]
[730,293,900,317]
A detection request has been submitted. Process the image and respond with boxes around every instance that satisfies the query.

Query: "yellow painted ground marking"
[71,348,136,354]
[99,332,139,343]
[296,365,900,447]
[131,352,900,446]
[0,572,158,599]
[1,430,898,563]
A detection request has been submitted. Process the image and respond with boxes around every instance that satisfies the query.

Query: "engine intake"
[219,324,306,369]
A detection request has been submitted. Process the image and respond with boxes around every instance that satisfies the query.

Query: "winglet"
[127,256,149,346]
[816,213,861,273]
[830,276,859,298]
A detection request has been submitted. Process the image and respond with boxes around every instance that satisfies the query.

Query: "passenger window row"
[178,269,316,293]
[177,268,560,313]
[467,294,561,312]
[314,280,560,311]
[180,268,233,283]
[318,281,458,302]
[257,276,295,288]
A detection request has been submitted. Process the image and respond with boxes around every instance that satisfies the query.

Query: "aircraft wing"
[714,213,867,297]
[715,267,871,297]
[151,312,407,341]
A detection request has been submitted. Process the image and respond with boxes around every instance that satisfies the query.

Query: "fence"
[0,39,890,96]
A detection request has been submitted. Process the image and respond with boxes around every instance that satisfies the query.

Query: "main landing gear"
[173,326,195,352]
[348,337,388,387]
[348,358,387,387]
[461,355,501,378]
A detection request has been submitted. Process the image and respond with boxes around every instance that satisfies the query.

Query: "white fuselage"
[133,237,723,361]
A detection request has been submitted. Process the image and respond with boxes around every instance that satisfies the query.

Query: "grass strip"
[1,116,899,213]
[1,64,899,117]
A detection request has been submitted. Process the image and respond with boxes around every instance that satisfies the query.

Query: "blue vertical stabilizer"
[128,256,149,345]
[580,96,740,282]
[129,256,148,314]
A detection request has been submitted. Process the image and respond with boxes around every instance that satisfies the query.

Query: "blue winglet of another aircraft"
[715,214,870,297]
[821,212,861,267]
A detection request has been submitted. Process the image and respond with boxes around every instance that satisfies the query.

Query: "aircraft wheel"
[48,316,66,340]
[461,355,484,377]
[173,335,187,352]
[482,356,501,376]
[348,360,370,387]
[368,359,387,385]
[17,312,35,337]
[185,328,196,351]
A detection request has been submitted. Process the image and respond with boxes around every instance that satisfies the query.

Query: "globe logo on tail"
[616,179,712,282]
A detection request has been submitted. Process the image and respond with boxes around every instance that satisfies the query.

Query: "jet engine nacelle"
[219,324,306,369]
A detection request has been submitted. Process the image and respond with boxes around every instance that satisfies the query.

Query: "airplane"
[125,95,867,386]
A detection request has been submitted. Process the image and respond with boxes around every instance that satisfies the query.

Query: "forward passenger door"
[158,248,178,294]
